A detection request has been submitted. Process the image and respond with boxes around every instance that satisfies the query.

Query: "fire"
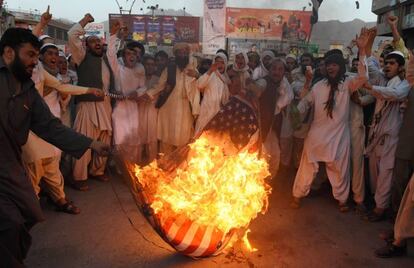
[133,132,271,254]
[243,229,258,252]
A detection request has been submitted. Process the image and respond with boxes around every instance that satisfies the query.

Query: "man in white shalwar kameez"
[108,22,146,163]
[232,50,251,91]
[195,52,230,136]
[252,50,275,81]
[347,61,375,211]
[292,53,365,211]
[142,43,200,154]
[363,51,411,221]
[23,44,102,214]
[138,55,160,163]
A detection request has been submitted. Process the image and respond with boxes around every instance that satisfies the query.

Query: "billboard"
[226,8,312,42]
[109,14,200,46]
[202,0,227,55]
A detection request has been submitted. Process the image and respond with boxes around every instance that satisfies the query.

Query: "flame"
[133,132,271,245]
[243,229,258,252]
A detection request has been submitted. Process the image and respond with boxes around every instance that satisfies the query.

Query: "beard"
[11,54,34,82]
[176,56,189,70]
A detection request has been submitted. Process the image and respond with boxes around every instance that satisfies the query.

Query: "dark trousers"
[0,220,32,268]
[392,158,414,213]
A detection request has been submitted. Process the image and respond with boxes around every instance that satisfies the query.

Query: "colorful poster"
[226,8,312,42]
[202,0,226,55]
[146,17,161,46]
[132,16,146,42]
[161,16,176,45]
[175,16,200,43]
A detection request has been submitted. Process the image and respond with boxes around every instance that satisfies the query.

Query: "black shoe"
[375,244,405,258]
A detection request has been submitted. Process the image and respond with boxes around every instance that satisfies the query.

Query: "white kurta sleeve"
[146,69,167,98]
[106,34,122,80]
[372,79,411,101]
[43,68,89,95]
[196,73,211,92]
[297,90,314,114]
[68,23,87,66]
[275,78,294,115]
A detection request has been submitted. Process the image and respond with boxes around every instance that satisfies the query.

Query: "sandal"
[56,202,81,215]
[290,197,301,209]
[338,202,350,213]
[72,181,89,191]
[375,244,405,258]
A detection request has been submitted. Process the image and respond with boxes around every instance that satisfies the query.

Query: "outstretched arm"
[67,13,95,65]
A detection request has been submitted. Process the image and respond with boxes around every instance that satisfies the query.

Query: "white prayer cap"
[39,35,52,42]
[388,51,404,58]
[386,50,406,65]
[58,50,66,57]
[40,43,59,54]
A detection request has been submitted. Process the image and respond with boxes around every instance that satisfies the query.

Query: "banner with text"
[202,0,226,55]
[226,8,312,42]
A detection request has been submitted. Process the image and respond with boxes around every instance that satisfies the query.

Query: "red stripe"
[180,225,206,255]
[169,219,193,246]
[199,228,224,257]
[161,216,176,235]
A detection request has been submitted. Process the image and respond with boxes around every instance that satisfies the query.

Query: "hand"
[127,91,139,101]
[363,81,373,91]
[350,91,362,106]
[356,28,369,50]
[90,140,111,156]
[209,63,219,74]
[84,13,95,23]
[387,15,398,27]
[305,66,313,82]
[185,69,199,79]
[110,20,121,36]
[137,93,152,103]
[40,6,52,26]
[87,88,104,98]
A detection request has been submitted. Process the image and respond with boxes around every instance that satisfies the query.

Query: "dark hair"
[126,41,145,56]
[216,49,229,60]
[324,54,346,119]
[385,53,405,66]
[142,54,155,65]
[300,52,314,63]
[324,49,343,59]
[352,57,360,63]
[155,50,168,60]
[0,28,41,55]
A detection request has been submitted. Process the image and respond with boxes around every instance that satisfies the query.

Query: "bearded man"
[142,43,200,154]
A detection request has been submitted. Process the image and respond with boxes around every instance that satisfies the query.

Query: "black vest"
[75,52,115,103]
[258,76,282,143]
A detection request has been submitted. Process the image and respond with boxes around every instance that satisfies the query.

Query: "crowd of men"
[1,6,414,266]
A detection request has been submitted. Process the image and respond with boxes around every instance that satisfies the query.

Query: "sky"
[8,0,377,23]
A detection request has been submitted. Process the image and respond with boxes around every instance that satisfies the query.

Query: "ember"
[132,132,271,257]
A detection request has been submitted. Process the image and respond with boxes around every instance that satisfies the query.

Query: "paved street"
[26,169,414,268]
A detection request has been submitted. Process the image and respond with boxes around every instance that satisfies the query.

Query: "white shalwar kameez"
[195,62,230,136]
[365,57,411,209]
[147,64,200,153]
[107,35,146,162]
[293,78,358,203]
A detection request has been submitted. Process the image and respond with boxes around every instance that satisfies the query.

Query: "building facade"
[373,0,414,48]
[9,9,73,46]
